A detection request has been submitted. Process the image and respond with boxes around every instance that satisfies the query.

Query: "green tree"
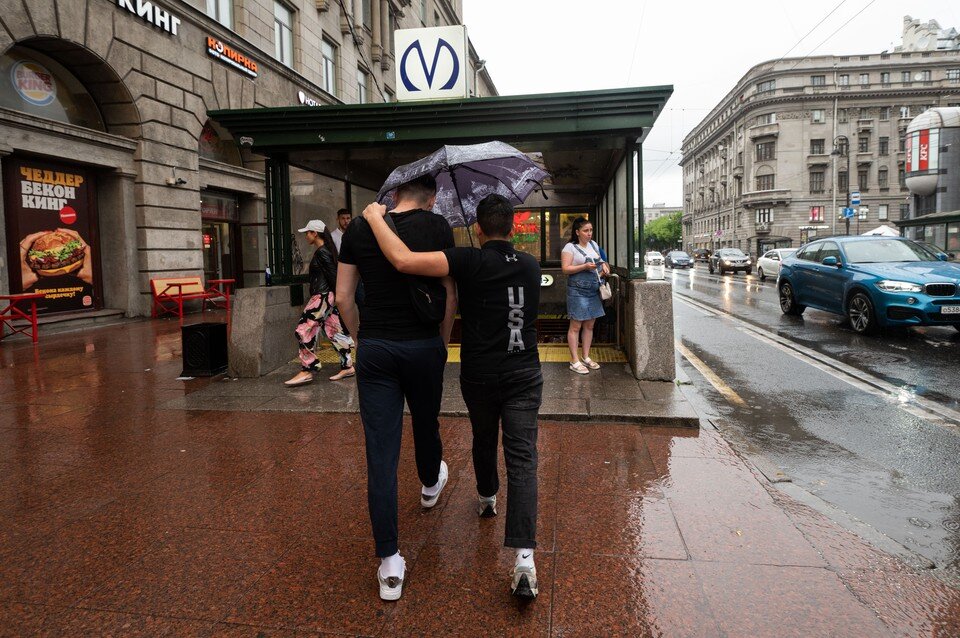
[643,211,682,251]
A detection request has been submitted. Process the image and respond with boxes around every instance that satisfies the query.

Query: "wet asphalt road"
[670,263,960,581]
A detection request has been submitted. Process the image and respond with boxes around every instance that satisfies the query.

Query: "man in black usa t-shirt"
[336,176,457,602]
[363,194,543,600]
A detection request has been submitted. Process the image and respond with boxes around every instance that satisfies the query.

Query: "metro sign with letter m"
[395,26,469,102]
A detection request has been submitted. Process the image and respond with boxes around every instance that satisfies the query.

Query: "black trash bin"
[181,322,228,377]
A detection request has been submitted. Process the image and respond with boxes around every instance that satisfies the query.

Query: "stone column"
[371,0,382,62]
[98,169,140,315]
[624,279,676,381]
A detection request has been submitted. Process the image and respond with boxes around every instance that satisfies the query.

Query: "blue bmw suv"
[778,237,960,334]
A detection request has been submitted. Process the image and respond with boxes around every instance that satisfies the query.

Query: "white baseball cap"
[297,220,326,233]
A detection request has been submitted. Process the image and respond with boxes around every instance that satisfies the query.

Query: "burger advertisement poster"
[5,159,99,314]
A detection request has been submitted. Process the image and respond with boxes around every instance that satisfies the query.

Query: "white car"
[644,251,665,266]
[756,248,797,281]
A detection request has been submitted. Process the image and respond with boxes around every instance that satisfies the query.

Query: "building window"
[858,168,869,191]
[810,171,825,193]
[206,0,232,27]
[419,0,427,22]
[901,71,911,83]
[838,74,849,86]
[356,67,368,103]
[839,171,848,192]
[273,2,294,66]
[859,73,869,86]
[756,208,773,224]
[362,0,372,28]
[949,69,960,83]
[811,75,826,86]
[757,80,775,93]
[878,167,888,187]
[756,141,775,161]
[880,72,890,85]
[810,206,824,222]
[811,109,825,123]
[898,166,906,189]
[756,113,775,125]
[384,87,394,102]
[756,174,775,191]
[898,134,906,152]
[321,38,338,95]
[879,204,888,220]
[858,135,869,153]
[879,137,889,155]
[880,106,890,120]
[810,138,825,155]
[920,70,931,81]
[838,108,848,123]
[859,107,869,119]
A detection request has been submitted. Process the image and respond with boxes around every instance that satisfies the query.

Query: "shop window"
[511,210,541,261]
[0,47,105,131]
[927,224,946,249]
[948,223,960,251]
[198,120,242,166]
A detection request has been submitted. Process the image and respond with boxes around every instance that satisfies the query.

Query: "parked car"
[709,248,752,275]
[644,251,665,266]
[693,248,712,262]
[778,237,960,334]
[756,248,797,281]
[665,250,693,269]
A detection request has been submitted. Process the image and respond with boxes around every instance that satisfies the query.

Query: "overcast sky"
[463,0,959,207]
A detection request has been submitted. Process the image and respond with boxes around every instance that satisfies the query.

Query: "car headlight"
[722,259,731,265]
[875,280,922,293]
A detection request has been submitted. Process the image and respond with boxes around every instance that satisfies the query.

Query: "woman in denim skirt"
[560,217,609,374]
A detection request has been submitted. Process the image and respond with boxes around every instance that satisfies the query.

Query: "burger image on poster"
[25,229,86,276]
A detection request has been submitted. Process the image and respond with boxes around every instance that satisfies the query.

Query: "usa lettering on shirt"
[507,286,525,353]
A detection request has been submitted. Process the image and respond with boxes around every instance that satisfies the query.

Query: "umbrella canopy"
[861,224,900,237]
[376,141,550,228]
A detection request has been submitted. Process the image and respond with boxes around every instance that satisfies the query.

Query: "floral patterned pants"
[295,293,354,372]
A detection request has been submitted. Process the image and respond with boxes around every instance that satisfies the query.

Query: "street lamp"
[831,135,850,236]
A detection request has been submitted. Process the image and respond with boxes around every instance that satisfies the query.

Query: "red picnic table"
[0,293,46,344]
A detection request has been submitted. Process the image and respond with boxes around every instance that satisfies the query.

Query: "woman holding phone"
[560,217,609,374]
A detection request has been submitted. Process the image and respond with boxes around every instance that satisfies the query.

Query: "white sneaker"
[511,564,538,599]
[478,494,497,518]
[378,566,405,601]
[420,460,448,508]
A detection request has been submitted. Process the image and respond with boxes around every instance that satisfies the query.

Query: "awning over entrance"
[210,86,672,281]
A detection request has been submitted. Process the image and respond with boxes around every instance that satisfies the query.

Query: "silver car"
[756,248,797,281]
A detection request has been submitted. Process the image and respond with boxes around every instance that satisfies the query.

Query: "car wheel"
[746,268,752,275]
[758,267,766,281]
[779,281,805,316]
[847,292,878,335]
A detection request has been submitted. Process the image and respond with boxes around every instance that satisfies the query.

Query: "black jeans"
[460,367,543,549]
[356,337,446,558]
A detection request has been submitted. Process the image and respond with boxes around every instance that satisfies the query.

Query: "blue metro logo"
[399,38,460,92]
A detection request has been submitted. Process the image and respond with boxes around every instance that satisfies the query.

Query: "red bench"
[150,277,234,326]
[0,293,46,343]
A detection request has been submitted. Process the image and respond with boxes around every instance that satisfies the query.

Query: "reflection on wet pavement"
[1,318,959,634]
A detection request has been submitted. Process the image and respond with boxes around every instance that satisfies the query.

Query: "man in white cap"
[285,219,355,386]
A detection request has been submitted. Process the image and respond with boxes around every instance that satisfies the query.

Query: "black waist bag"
[381,215,447,325]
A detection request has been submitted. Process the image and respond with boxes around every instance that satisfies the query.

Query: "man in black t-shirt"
[336,176,457,602]
[362,194,543,600]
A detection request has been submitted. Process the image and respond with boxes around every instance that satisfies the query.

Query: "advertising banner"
[4,158,99,314]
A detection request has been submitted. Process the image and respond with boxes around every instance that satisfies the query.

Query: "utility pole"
[832,135,850,236]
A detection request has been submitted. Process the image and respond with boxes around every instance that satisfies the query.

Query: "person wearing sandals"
[285,220,356,386]
[560,217,610,374]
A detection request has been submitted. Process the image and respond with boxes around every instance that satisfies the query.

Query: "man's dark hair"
[336,208,352,217]
[476,194,514,239]
[395,175,437,206]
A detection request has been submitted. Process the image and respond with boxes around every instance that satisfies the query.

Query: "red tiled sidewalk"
[1,319,958,636]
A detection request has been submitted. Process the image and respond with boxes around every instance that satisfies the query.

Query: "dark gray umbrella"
[376,141,550,228]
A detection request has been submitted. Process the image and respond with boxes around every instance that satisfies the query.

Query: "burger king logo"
[11,61,56,106]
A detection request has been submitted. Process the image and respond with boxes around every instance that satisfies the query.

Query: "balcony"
[755,222,771,235]
[857,118,874,131]
[748,123,779,139]
[742,188,792,207]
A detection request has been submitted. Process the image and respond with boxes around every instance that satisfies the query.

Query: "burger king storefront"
[0,0,339,322]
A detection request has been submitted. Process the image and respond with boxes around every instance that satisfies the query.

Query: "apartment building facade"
[680,18,960,257]
[1,0,495,318]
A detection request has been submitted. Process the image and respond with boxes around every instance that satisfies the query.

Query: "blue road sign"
[843,207,855,219]
[850,191,861,205]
